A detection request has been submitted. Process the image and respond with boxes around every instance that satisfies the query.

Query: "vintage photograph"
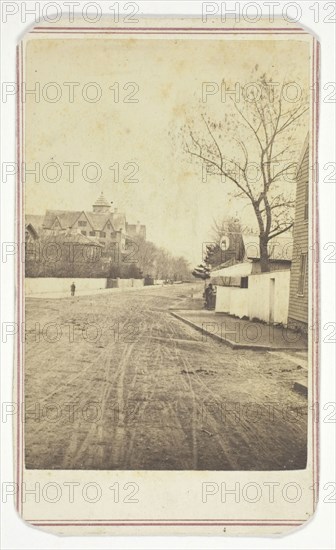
[23,29,311,472]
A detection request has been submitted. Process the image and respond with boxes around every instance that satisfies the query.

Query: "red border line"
[16,44,21,514]
[25,518,307,525]
[311,37,315,510]
[313,37,320,510]
[315,40,320,498]
[20,38,25,518]
[31,31,305,35]
[33,26,306,31]
[30,521,303,527]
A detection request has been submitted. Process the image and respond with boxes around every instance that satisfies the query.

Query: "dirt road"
[24,284,307,470]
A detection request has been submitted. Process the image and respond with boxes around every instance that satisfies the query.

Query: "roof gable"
[43,210,82,229]
[73,211,94,230]
[102,217,116,232]
[35,207,136,236]
[85,212,113,231]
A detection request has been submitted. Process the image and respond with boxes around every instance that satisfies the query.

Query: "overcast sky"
[25,35,310,264]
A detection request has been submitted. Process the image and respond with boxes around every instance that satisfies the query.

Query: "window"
[78,220,87,227]
[304,179,308,221]
[297,253,307,296]
[100,231,106,238]
[89,231,95,236]
[81,230,87,236]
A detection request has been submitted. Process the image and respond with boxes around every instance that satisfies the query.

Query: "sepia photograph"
[0,0,334,539]
[21,25,313,475]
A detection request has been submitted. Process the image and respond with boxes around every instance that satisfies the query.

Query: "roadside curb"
[169,311,308,352]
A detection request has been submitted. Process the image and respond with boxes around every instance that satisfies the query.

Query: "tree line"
[25,234,191,281]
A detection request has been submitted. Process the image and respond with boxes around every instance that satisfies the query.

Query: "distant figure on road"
[70,282,76,296]
[204,283,213,310]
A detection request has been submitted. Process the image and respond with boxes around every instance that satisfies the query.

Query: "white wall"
[215,270,290,324]
[229,288,249,318]
[116,278,144,289]
[216,286,248,318]
[248,270,290,325]
[25,277,107,295]
[25,277,144,295]
[215,286,231,313]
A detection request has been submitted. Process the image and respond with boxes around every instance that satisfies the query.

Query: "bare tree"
[129,237,191,281]
[184,73,308,272]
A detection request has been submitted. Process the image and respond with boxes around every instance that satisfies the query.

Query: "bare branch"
[269,223,294,239]
[260,200,295,214]
[270,162,298,183]
[201,114,224,172]
[232,100,264,153]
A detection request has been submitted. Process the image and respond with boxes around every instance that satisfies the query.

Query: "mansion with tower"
[25,192,146,254]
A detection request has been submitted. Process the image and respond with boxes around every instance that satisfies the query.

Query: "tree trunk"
[259,235,270,273]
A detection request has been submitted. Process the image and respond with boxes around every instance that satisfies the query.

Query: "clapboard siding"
[288,143,309,326]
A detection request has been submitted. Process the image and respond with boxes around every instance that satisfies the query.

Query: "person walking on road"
[70,282,76,297]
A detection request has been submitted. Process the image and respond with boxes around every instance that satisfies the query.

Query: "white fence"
[215,270,290,325]
[215,286,231,313]
[25,277,144,295]
[25,277,107,295]
[116,278,144,289]
[230,288,249,319]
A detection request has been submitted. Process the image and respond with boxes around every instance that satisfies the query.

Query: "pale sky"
[25,35,311,264]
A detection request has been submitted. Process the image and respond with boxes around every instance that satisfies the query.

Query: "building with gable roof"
[25,193,147,277]
[209,224,293,323]
[29,192,146,255]
[210,230,293,285]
